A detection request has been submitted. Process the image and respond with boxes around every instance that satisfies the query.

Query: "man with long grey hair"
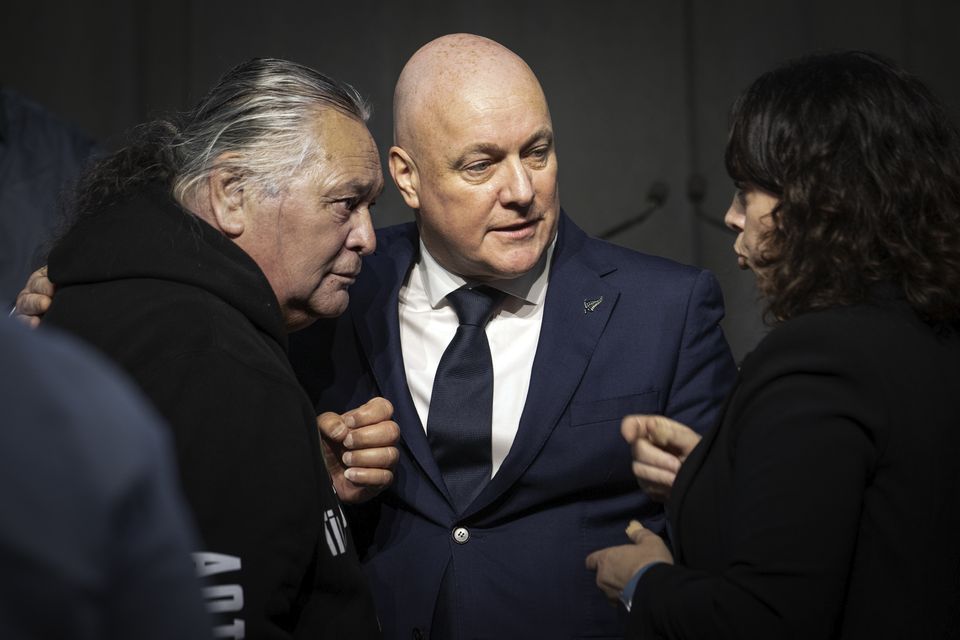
[34,58,397,639]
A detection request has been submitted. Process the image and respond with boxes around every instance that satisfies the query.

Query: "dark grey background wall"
[4,0,958,360]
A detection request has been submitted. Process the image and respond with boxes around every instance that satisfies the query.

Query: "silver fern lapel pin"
[583,296,603,313]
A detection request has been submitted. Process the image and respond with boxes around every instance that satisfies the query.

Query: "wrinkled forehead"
[299,110,382,181]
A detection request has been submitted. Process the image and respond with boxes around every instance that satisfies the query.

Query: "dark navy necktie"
[427,285,504,513]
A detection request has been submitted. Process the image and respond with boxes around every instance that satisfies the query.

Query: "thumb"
[625,520,645,544]
[317,411,353,442]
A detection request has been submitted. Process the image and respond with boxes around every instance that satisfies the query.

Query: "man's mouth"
[332,266,362,282]
[491,217,541,239]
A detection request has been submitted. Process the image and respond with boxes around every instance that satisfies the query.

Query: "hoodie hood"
[48,184,287,350]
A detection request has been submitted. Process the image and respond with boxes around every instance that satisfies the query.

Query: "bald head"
[394,34,549,153]
[387,33,560,282]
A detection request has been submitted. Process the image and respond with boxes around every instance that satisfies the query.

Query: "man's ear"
[388,145,421,210]
[208,158,246,237]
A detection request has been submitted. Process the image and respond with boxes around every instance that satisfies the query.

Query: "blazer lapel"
[468,214,620,515]
[350,225,451,500]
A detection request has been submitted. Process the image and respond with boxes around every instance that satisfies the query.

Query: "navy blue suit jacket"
[291,212,736,639]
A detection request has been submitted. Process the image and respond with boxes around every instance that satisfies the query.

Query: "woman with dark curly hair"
[587,51,960,639]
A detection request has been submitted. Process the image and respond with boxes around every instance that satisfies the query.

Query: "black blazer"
[629,287,960,639]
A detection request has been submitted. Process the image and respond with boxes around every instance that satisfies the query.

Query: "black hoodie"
[45,185,379,640]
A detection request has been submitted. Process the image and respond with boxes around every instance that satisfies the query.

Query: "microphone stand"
[599,182,669,240]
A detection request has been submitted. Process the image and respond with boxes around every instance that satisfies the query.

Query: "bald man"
[18,35,734,639]
[289,34,736,639]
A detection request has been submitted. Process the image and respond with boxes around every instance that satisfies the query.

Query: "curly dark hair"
[725,50,960,327]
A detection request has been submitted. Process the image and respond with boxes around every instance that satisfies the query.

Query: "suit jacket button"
[452,526,470,544]
[412,628,423,640]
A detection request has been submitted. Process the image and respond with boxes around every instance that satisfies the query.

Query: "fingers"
[342,465,394,487]
[627,426,682,500]
[625,520,645,544]
[585,546,635,602]
[326,401,400,488]
[648,416,701,460]
[14,266,54,321]
[622,414,674,445]
[317,398,399,454]
[27,265,55,296]
[14,292,51,317]
[317,413,400,470]
[316,398,401,503]
[631,462,675,501]
[316,396,398,444]
[343,396,394,428]
[317,411,351,442]
[341,422,400,485]
[342,445,400,474]
[631,436,682,474]
[587,523,677,605]
[622,414,702,461]
[343,419,400,450]
[584,550,619,601]
[584,549,600,571]
[620,413,647,442]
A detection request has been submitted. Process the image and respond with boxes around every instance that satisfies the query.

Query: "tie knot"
[446,286,504,327]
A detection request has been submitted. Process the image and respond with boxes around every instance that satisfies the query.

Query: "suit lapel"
[468,214,620,515]
[351,225,451,499]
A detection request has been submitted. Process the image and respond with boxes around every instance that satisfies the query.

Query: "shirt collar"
[417,233,556,308]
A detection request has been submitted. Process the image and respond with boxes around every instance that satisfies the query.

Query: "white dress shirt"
[398,238,555,476]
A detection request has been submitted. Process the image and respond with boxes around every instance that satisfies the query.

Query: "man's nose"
[347,209,376,256]
[499,158,535,208]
